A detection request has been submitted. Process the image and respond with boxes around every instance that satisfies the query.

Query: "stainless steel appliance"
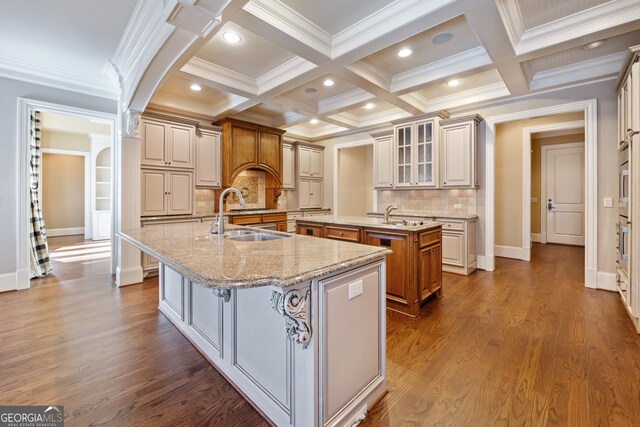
[620,144,629,218]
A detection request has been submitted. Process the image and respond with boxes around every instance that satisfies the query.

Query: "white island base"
[158,260,387,427]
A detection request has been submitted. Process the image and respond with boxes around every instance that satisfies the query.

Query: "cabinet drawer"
[288,211,303,220]
[262,213,287,222]
[325,225,361,243]
[437,220,464,231]
[419,229,442,248]
[231,215,262,225]
[297,223,324,238]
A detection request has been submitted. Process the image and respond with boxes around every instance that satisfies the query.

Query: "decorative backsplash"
[376,188,477,214]
[227,170,265,209]
[195,189,216,214]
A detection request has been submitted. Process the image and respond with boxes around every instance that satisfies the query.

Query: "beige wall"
[42,153,85,230]
[338,145,373,216]
[494,112,583,247]
[41,130,90,152]
[531,133,585,235]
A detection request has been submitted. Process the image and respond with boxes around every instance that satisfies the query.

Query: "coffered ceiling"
[148,0,640,140]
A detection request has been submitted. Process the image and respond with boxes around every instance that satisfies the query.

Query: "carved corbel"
[212,288,231,302]
[124,109,141,138]
[270,288,311,349]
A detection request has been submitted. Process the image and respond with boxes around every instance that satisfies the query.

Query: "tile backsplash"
[195,188,216,214]
[376,189,477,214]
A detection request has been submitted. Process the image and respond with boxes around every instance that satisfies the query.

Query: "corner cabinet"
[440,114,482,188]
[392,111,448,188]
[371,130,394,188]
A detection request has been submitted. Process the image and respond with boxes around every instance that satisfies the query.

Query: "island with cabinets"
[296,216,443,317]
[119,222,389,427]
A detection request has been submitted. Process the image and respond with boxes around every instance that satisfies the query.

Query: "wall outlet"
[453,204,462,209]
[603,197,613,208]
[348,280,363,300]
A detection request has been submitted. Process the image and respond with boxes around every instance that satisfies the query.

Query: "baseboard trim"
[0,272,17,292]
[477,255,485,270]
[585,267,598,289]
[494,245,528,261]
[597,271,617,292]
[47,227,85,237]
[116,266,143,287]
[531,233,542,243]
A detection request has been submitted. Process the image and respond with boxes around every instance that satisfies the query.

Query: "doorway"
[334,143,374,216]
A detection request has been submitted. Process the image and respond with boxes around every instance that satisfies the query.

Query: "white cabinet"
[440,114,482,188]
[141,169,193,216]
[299,179,323,209]
[371,130,394,188]
[298,145,323,178]
[282,142,295,189]
[195,127,221,187]
[141,118,195,169]
[437,218,477,275]
[392,112,446,188]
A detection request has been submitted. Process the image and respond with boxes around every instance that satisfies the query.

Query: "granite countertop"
[141,208,331,222]
[119,222,389,289]
[367,210,479,220]
[297,215,442,232]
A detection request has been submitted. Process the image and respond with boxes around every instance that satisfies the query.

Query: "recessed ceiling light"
[584,40,606,49]
[223,31,241,44]
[446,79,461,87]
[323,79,334,87]
[310,119,319,124]
[398,48,412,58]
[432,33,453,45]
[304,87,317,94]
[190,83,202,91]
[364,103,375,110]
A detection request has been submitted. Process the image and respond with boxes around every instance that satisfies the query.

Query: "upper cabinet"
[440,114,482,188]
[195,127,221,188]
[282,142,295,190]
[141,118,194,169]
[290,142,325,209]
[371,130,394,188]
[392,112,447,188]
[298,145,323,178]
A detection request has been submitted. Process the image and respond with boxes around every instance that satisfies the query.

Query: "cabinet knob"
[339,232,343,236]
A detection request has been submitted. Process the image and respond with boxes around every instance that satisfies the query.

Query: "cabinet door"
[297,222,324,237]
[167,172,193,215]
[231,126,258,173]
[258,131,282,177]
[141,121,167,167]
[298,147,311,177]
[168,124,194,168]
[196,131,221,187]
[309,149,323,178]
[299,179,311,208]
[415,120,436,186]
[374,136,394,188]
[282,143,295,189]
[441,123,472,187]
[141,170,167,216]
[441,231,464,267]
[395,124,413,187]
[364,231,409,304]
[310,180,323,208]
[429,244,442,293]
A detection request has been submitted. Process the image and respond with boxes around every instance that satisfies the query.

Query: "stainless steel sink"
[226,232,291,242]
[402,219,425,226]
[382,220,403,225]
[224,229,260,237]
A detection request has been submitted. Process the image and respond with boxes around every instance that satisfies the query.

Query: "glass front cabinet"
[392,112,448,188]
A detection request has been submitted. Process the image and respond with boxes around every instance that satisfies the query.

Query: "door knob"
[547,199,555,211]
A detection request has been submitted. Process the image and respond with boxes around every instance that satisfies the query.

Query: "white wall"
[317,79,618,274]
[0,76,116,275]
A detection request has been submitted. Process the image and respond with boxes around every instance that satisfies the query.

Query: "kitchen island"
[296,216,443,317]
[119,222,390,427]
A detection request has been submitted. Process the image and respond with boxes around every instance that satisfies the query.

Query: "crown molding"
[330,107,411,128]
[345,60,391,92]
[243,0,332,58]
[399,91,430,112]
[494,0,525,51]
[182,57,258,95]
[529,51,626,90]
[318,88,375,115]
[0,55,119,99]
[231,110,278,127]
[516,0,640,55]
[424,82,510,112]
[164,1,222,38]
[390,46,493,93]
[150,91,248,118]
[332,0,456,58]
[256,56,317,95]
[272,110,308,128]
[284,122,350,140]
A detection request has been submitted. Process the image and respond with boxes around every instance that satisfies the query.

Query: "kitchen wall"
[337,145,373,216]
[41,153,85,231]
[0,76,116,282]
[531,132,585,236]
[494,112,583,248]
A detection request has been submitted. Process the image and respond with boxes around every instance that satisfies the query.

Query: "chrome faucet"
[212,187,247,235]
[384,204,398,223]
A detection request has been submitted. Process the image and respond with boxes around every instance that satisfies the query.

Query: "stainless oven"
[617,217,630,280]
[620,144,629,218]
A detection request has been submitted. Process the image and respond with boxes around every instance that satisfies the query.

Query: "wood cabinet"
[141,118,195,169]
[229,212,287,231]
[298,145,323,178]
[195,127,221,187]
[440,114,482,188]
[297,222,324,238]
[419,243,442,301]
[141,169,193,216]
[282,142,295,189]
[325,225,360,242]
[371,130,394,188]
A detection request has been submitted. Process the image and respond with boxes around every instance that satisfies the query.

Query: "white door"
[544,144,585,245]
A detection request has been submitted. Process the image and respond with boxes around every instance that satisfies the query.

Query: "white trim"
[530,52,626,90]
[318,89,376,115]
[597,271,617,292]
[17,98,117,290]
[495,245,528,260]
[522,121,584,259]
[0,272,17,293]
[46,227,85,237]
[494,0,525,51]
[41,147,91,239]
[390,47,492,93]
[484,99,597,289]
[477,255,487,270]
[531,233,542,243]
[416,82,511,113]
[115,266,144,287]
[332,139,374,215]
[182,57,257,95]
[256,57,317,94]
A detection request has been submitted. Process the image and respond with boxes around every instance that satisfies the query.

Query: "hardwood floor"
[1,240,639,426]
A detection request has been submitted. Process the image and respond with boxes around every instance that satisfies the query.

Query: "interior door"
[545,144,585,245]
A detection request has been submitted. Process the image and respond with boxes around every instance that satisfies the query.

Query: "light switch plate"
[348,280,363,300]
[454,204,462,209]
[603,197,613,208]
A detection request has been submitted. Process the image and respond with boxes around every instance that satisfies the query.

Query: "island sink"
[226,232,291,242]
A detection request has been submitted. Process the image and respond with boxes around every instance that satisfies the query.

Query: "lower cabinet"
[299,179,323,208]
[229,212,287,231]
[297,222,324,238]
[419,243,442,301]
[364,230,411,309]
[438,218,477,275]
